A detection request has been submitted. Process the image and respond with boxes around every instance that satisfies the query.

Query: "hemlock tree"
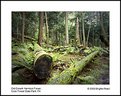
[99,12,109,47]
[22,12,25,43]
[38,12,44,46]
[82,12,86,48]
[65,12,69,45]
[76,17,80,46]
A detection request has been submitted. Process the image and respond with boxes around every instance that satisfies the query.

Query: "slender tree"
[82,12,86,47]
[76,17,80,45]
[45,12,49,44]
[16,22,19,39]
[86,22,91,46]
[38,12,44,46]
[22,12,25,43]
[100,12,109,46]
[65,12,69,45]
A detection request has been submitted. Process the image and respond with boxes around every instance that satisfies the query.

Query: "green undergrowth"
[12,42,35,70]
[73,54,109,84]
[12,41,108,84]
[12,72,25,84]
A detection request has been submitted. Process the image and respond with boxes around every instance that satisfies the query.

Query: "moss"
[48,49,100,84]
[75,76,95,84]
[12,53,33,70]
[12,72,25,84]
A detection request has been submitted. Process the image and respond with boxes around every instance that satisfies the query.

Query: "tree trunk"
[38,12,44,46]
[93,28,95,46]
[47,48,100,84]
[86,23,91,46]
[33,44,53,79]
[65,12,69,45]
[22,12,25,43]
[76,17,80,46]
[82,12,86,48]
[16,22,19,39]
[100,12,109,47]
[45,12,49,44]
[24,35,36,41]
[79,22,82,45]
[12,43,53,79]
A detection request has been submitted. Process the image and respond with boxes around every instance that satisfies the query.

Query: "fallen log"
[47,48,100,84]
[12,43,53,80]
[33,44,53,79]
[24,35,36,41]
[12,51,34,71]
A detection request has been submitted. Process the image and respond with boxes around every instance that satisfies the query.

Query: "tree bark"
[79,22,82,45]
[65,12,69,45]
[38,12,44,46]
[76,17,80,46]
[86,23,91,46]
[33,44,53,79]
[100,12,109,47]
[82,12,86,48]
[12,43,53,80]
[16,22,19,39]
[24,35,36,41]
[45,12,49,44]
[47,48,100,84]
[22,12,25,43]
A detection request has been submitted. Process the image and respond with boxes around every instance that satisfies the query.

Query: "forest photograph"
[12,11,109,84]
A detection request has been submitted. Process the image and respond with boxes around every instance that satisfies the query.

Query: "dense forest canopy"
[12,11,109,47]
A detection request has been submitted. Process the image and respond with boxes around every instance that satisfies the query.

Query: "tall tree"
[100,12,109,46]
[16,22,19,39]
[86,22,91,46]
[38,12,44,46]
[45,12,49,44]
[76,17,80,45]
[82,12,86,47]
[22,12,25,43]
[65,12,69,45]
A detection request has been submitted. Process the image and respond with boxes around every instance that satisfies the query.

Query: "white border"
[1,1,120,95]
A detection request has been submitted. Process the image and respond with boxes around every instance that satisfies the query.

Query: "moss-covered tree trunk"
[47,49,100,84]
[33,44,53,79]
[12,43,52,80]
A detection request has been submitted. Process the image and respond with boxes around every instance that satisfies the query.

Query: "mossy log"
[47,49,100,84]
[12,51,34,71]
[12,43,53,80]
[24,35,36,41]
[33,44,53,79]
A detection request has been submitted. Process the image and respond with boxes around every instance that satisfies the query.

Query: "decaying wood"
[12,43,53,80]
[24,35,36,41]
[47,48,100,84]
[33,44,53,79]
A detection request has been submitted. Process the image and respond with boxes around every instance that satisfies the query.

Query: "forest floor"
[50,51,109,84]
[12,44,109,84]
[73,53,109,84]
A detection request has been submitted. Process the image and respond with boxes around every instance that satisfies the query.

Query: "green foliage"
[74,76,95,84]
[24,52,34,65]
[66,47,75,54]
[84,48,92,54]
[12,72,25,84]
[12,42,35,70]
[51,53,63,62]
[12,11,109,84]
[12,12,109,47]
